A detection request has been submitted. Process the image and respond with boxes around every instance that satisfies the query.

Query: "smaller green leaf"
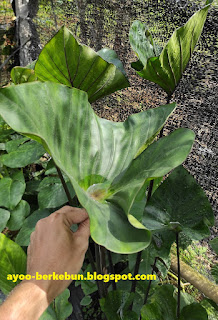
[141,285,176,320]
[40,289,72,320]
[7,200,30,231]
[179,303,208,320]
[0,176,26,210]
[54,289,72,320]
[210,237,218,255]
[1,139,45,168]
[15,209,50,246]
[211,264,218,284]
[11,67,37,84]
[80,295,92,306]
[0,234,26,294]
[97,48,127,76]
[129,20,161,67]
[38,177,75,209]
[136,4,212,94]
[100,290,136,320]
[0,208,10,232]
[143,166,214,240]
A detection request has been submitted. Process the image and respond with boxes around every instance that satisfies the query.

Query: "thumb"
[74,218,90,240]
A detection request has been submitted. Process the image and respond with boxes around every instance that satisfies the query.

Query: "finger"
[57,206,89,228]
[74,217,90,240]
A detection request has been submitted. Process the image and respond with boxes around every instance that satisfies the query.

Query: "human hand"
[26,206,90,303]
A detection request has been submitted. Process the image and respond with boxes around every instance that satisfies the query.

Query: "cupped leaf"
[7,200,30,231]
[0,234,26,294]
[11,67,37,84]
[134,4,212,94]
[0,208,10,232]
[0,82,194,253]
[38,176,75,209]
[129,20,162,67]
[34,26,129,103]
[142,166,214,240]
[1,139,45,168]
[0,176,26,210]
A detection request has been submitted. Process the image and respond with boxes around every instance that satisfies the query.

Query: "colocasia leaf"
[0,82,195,253]
[130,3,212,94]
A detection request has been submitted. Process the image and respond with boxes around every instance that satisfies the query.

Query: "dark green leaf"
[15,209,50,246]
[38,177,75,209]
[35,26,129,103]
[136,4,212,94]
[0,82,194,253]
[0,208,10,232]
[1,139,45,168]
[210,237,218,255]
[0,234,26,294]
[7,200,30,231]
[141,285,177,320]
[100,290,136,320]
[143,166,214,240]
[0,176,26,210]
[180,303,208,320]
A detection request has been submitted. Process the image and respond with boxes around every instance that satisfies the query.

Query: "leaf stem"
[107,250,117,291]
[130,178,154,310]
[143,256,158,305]
[176,232,181,318]
[95,243,107,298]
[55,164,73,206]
[159,94,171,138]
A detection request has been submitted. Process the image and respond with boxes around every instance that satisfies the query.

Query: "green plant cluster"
[0,1,217,319]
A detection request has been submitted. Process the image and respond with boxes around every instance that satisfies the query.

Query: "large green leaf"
[0,82,194,253]
[1,139,45,168]
[142,166,214,240]
[132,4,212,94]
[34,26,129,103]
[0,234,26,294]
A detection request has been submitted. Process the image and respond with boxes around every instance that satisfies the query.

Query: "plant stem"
[107,250,117,291]
[176,232,181,319]
[95,243,107,298]
[130,178,154,310]
[55,164,73,206]
[159,94,171,138]
[143,257,158,305]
